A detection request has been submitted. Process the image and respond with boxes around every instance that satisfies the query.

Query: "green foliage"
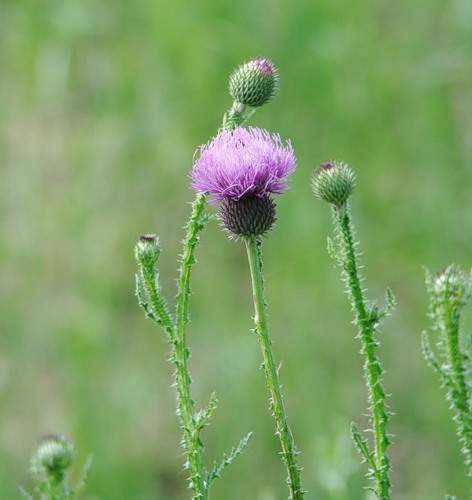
[423,266,472,481]
[206,432,253,488]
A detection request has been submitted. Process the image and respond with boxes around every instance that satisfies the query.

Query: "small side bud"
[134,234,161,268]
[31,434,74,479]
[219,194,277,238]
[428,265,472,310]
[229,57,279,108]
[311,160,356,206]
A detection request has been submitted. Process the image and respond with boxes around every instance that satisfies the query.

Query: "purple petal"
[190,127,297,203]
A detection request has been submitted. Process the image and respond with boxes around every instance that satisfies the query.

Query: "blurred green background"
[1,0,472,498]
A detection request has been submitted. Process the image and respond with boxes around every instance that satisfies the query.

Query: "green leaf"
[70,455,94,498]
[207,433,253,487]
[421,330,448,386]
[378,287,396,320]
[350,422,376,473]
[195,392,218,432]
[326,236,337,261]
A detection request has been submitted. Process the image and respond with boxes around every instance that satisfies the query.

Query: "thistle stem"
[170,104,258,498]
[174,192,208,499]
[440,298,472,474]
[334,204,391,499]
[244,236,304,500]
[139,260,174,336]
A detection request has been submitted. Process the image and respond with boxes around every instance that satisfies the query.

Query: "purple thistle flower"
[190,127,296,204]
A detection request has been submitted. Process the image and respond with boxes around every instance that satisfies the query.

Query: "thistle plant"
[22,435,92,500]
[312,161,394,499]
[191,127,304,499]
[135,57,279,499]
[422,265,472,480]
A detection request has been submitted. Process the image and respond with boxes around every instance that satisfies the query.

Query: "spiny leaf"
[421,330,449,386]
[326,236,337,261]
[207,432,253,487]
[135,257,174,335]
[350,422,376,473]
[70,455,94,498]
[195,392,218,432]
[135,274,158,322]
[378,287,396,320]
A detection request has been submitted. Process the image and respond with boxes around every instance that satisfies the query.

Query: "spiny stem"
[334,203,391,499]
[444,315,472,474]
[244,236,304,500]
[170,103,259,498]
[174,192,208,499]
[425,266,472,476]
[139,262,174,336]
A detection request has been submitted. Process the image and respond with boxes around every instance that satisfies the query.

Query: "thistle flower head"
[427,265,472,314]
[229,57,279,107]
[311,160,356,206]
[134,234,161,269]
[31,435,74,478]
[191,126,295,237]
[191,126,296,203]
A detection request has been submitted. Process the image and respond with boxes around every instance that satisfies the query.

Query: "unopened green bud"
[135,234,161,268]
[32,435,74,478]
[229,57,279,108]
[428,265,472,310]
[311,160,356,206]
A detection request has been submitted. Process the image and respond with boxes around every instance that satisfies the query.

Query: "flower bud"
[229,57,279,108]
[32,435,74,477]
[134,234,161,268]
[429,265,472,309]
[311,160,356,206]
[219,194,277,237]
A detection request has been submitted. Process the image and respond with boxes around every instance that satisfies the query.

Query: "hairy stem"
[440,299,472,474]
[334,204,391,499]
[244,236,304,500]
[170,103,258,497]
[139,262,174,336]
[174,192,208,499]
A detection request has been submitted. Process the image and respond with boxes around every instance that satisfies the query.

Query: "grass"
[1,0,472,497]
